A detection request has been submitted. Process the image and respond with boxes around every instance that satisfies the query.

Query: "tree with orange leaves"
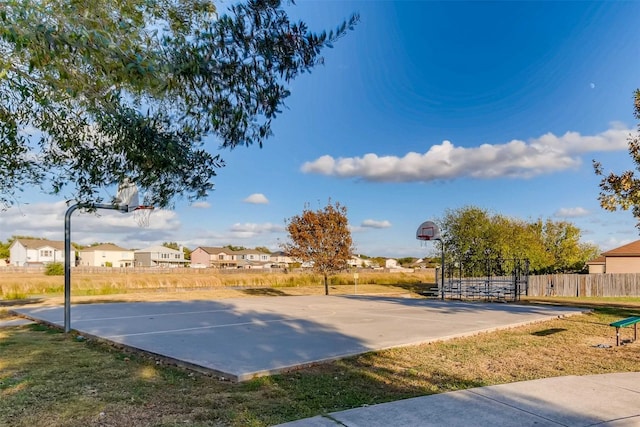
[283,201,354,295]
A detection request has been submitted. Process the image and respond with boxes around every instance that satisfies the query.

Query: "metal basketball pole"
[64,203,127,333]
[437,237,444,301]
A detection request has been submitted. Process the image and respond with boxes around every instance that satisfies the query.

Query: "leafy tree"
[282,201,354,295]
[594,89,640,227]
[8,235,41,241]
[254,246,272,254]
[223,244,246,252]
[0,239,9,259]
[162,242,180,250]
[0,0,358,209]
[439,206,494,265]
[397,257,417,266]
[90,242,115,247]
[45,262,64,276]
[369,257,386,268]
[437,206,598,274]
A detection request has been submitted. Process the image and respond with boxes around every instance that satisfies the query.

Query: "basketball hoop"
[416,219,446,301]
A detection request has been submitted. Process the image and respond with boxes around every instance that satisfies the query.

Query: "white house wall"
[79,250,135,267]
[10,243,65,266]
[9,243,27,266]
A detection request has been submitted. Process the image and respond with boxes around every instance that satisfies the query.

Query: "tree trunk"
[324,274,329,295]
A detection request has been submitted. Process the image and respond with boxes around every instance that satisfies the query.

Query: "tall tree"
[282,201,354,295]
[594,89,640,227]
[437,206,599,274]
[439,206,494,264]
[0,0,358,209]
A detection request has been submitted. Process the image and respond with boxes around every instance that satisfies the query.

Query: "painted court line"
[73,308,238,323]
[105,312,338,338]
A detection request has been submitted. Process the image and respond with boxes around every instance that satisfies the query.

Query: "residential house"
[586,256,606,274]
[191,247,276,268]
[78,244,135,267]
[385,258,399,269]
[9,238,71,266]
[588,240,640,274]
[270,251,294,268]
[235,249,272,269]
[348,255,373,269]
[190,247,238,268]
[134,245,188,267]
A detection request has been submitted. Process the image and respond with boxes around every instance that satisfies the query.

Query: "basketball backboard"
[416,220,441,241]
[114,179,154,227]
[114,178,140,212]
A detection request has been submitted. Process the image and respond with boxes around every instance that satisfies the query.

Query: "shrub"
[45,262,64,276]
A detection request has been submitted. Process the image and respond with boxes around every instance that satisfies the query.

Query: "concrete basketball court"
[13,295,586,382]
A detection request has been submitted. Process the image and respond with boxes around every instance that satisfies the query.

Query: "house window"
[40,250,53,257]
[219,255,224,260]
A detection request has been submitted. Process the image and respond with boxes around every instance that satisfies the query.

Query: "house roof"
[195,246,233,255]
[602,240,640,257]
[270,251,289,257]
[235,249,269,255]
[80,243,130,252]
[586,255,606,265]
[12,238,70,251]
[135,245,181,254]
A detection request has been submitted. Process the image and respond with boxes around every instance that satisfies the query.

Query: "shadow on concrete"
[13,299,370,382]
[242,288,290,297]
[343,294,581,317]
[386,282,437,294]
[0,298,45,307]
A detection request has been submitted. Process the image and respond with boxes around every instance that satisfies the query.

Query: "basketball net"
[133,206,154,228]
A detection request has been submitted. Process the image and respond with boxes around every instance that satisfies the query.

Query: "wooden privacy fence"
[528,274,640,297]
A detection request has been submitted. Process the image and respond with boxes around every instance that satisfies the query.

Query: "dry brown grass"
[0,268,435,301]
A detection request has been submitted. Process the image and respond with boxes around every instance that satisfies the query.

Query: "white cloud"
[243,193,269,204]
[0,200,181,248]
[191,201,211,209]
[229,222,285,238]
[300,125,632,182]
[555,207,590,218]
[361,219,392,228]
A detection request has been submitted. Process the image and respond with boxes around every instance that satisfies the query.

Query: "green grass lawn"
[1,299,640,426]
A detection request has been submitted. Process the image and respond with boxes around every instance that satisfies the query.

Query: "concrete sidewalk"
[276,372,640,427]
[0,317,34,328]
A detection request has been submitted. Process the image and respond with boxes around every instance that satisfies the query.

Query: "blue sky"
[2,1,640,258]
